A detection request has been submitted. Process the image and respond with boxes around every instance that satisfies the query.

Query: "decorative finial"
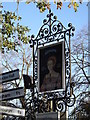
[49,9,51,13]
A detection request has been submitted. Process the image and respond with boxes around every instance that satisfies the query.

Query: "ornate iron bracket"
[28,9,75,119]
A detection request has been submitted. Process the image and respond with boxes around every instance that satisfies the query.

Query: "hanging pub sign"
[0,105,25,117]
[0,69,19,83]
[38,41,65,93]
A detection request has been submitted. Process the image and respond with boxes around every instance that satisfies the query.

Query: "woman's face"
[47,60,54,71]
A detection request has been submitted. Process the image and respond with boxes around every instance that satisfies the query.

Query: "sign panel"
[0,105,25,117]
[0,87,24,101]
[38,42,65,93]
[36,112,59,120]
[0,69,19,83]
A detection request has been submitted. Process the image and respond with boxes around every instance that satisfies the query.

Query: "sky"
[1,1,88,75]
[1,1,89,113]
[2,2,88,37]
[1,1,88,74]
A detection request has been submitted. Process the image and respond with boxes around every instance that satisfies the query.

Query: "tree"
[1,0,89,52]
[69,27,90,119]
[1,9,30,53]
[25,0,83,12]
[70,98,90,119]
[1,41,33,119]
[0,1,89,119]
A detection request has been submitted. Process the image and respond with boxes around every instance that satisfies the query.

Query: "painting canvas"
[38,42,65,92]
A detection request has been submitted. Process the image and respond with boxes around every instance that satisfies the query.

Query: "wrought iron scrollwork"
[65,93,75,107]
[28,9,75,119]
[32,9,68,46]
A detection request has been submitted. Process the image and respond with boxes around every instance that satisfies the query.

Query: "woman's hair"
[47,56,56,65]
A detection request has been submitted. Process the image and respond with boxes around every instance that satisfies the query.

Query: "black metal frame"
[28,9,75,119]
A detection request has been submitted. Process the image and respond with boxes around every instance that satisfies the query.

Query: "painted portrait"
[38,42,65,92]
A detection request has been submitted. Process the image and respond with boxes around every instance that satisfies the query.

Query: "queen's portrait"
[41,56,61,92]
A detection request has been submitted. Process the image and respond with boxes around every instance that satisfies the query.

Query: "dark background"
[39,43,62,90]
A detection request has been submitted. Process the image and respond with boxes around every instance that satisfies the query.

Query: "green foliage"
[1,10,30,52]
[25,0,82,13]
[36,1,50,13]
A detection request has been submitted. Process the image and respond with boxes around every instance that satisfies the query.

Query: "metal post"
[69,30,72,96]
[49,9,51,35]
[58,112,60,120]
[32,40,35,120]
[50,100,53,112]
[66,106,68,120]
[32,40,34,88]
